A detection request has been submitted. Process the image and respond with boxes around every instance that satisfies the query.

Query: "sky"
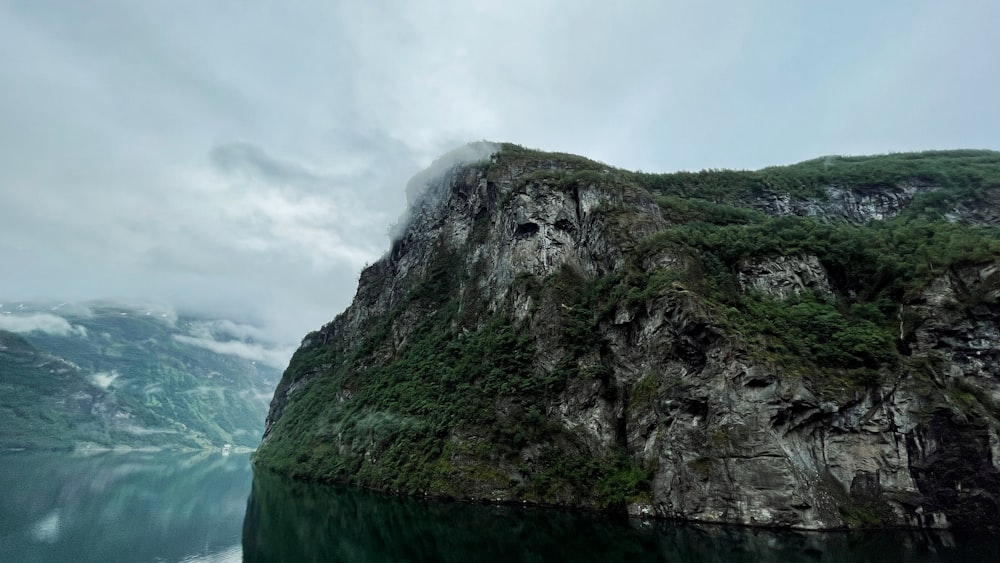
[1,0,998,356]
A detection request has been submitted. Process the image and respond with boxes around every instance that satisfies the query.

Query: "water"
[2,451,998,562]
[242,471,1000,563]
[0,450,247,563]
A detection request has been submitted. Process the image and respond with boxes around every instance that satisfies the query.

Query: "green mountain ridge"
[0,302,284,450]
[256,144,1000,530]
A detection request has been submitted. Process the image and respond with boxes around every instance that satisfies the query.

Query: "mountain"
[254,143,1000,530]
[0,302,284,449]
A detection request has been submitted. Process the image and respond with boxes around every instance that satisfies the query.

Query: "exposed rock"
[907,262,1000,379]
[746,184,940,223]
[258,145,1000,531]
[737,254,832,299]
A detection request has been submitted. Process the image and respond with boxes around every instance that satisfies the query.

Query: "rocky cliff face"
[256,145,1000,530]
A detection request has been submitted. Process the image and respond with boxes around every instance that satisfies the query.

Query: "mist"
[0,312,88,338]
[391,141,500,240]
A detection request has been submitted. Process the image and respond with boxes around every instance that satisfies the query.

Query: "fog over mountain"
[1,1,997,347]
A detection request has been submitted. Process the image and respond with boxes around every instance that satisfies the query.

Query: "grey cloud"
[210,143,328,188]
[0,0,996,348]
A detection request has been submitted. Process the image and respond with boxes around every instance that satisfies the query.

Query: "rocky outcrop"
[747,183,1000,226]
[258,145,1000,530]
[907,262,1000,379]
[737,254,832,299]
[746,184,940,223]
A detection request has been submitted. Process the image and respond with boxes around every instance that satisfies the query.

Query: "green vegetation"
[0,304,282,450]
[612,149,1000,390]
[634,149,1000,205]
[630,210,1000,391]
[255,145,1000,512]
[838,499,898,528]
[255,225,653,506]
[255,272,568,493]
[496,142,611,173]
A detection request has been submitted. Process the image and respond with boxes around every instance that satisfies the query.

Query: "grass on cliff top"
[498,143,1000,207]
[634,149,1000,202]
[497,142,612,172]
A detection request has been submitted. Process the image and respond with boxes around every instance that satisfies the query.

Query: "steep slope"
[0,303,284,449]
[256,144,1000,529]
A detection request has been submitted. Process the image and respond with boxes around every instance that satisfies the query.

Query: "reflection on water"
[0,450,249,563]
[243,470,1000,563]
[4,451,999,562]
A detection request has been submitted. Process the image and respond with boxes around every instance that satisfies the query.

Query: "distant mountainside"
[256,144,1000,530]
[0,302,285,449]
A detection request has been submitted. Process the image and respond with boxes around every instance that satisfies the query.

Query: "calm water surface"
[0,450,247,562]
[243,470,1000,563]
[2,451,998,562]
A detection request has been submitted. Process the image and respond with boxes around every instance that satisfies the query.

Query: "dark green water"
[3,451,999,562]
[243,470,1000,563]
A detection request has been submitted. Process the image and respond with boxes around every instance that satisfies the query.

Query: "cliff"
[255,144,1000,529]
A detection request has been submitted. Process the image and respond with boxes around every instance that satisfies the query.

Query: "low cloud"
[47,303,95,317]
[0,313,87,337]
[184,318,265,342]
[391,141,499,240]
[121,425,178,436]
[238,387,275,405]
[135,304,179,326]
[90,371,121,390]
[172,334,293,369]
[403,141,499,207]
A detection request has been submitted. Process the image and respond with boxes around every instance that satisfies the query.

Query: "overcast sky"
[1,0,998,350]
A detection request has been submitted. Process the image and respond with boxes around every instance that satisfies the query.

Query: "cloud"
[209,143,328,188]
[184,319,266,342]
[0,313,87,337]
[121,425,178,436]
[90,371,121,390]
[0,0,997,349]
[404,142,500,206]
[391,141,500,239]
[172,335,294,370]
[142,304,179,326]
